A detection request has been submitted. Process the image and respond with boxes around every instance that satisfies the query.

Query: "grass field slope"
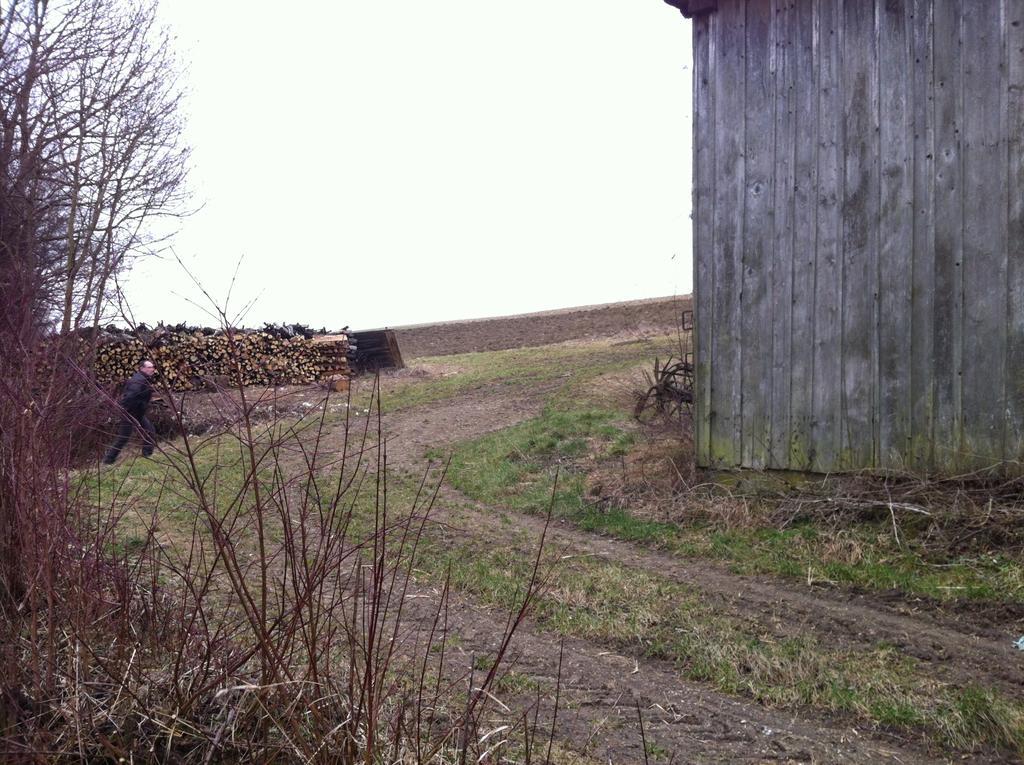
[74,312,1024,762]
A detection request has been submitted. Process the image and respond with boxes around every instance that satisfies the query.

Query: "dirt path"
[321,381,1023,763]
[439,489,1024,698]
[376,385,549,459]
[365,386,1023,694]
[398,582,938,765]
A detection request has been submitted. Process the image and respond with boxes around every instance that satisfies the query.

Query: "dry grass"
[2,357,561,763]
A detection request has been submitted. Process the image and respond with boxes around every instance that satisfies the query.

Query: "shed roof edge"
[662,0,718,18]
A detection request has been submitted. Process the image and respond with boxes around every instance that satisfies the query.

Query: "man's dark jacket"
[119,371,153,417]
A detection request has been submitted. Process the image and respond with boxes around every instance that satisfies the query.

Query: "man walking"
[103,359,158,464]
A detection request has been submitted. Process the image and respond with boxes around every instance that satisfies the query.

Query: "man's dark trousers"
[104,368,156,464]
[103,414,156,463]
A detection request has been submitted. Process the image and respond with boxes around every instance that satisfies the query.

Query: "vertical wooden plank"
[960,3,1009,470]
[789,0,818,471]
[693,15,715,467]
[839,0,879,470]
[1007,0,1024,468]
[812,0,843,472]
[877,0,914,469]
[709,0,746,467]
[909,0,935,472]
[770,0,796,468]
[741,0,776,469]
[931,0,963,472]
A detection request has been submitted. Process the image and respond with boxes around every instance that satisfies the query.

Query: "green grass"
[447,406,633,518]
[445,409,1024,605]
[82,335,1024,757]
[494,670,542,696]
[347,335,678,415]
[364,337,1023,606]
[77,419,331,560]
[675,522,1023,602]
[575,506,677,544]
[364,475,1024,755]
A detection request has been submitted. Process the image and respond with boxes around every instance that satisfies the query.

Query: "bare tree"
[0,0,189,605]
[0,0,190,333]
[54,1,189,332]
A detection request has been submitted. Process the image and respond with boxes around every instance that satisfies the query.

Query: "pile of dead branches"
[689,470,1024,559]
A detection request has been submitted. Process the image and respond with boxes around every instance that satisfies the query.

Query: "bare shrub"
[0,1,558,757]
[2,328,554,761]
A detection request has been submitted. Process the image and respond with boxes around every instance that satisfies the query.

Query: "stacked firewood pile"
[310,334,353,392]
[88,324,351,391]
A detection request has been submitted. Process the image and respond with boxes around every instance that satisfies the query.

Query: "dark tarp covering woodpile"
[347,329,404,373]
[87,324,350,390]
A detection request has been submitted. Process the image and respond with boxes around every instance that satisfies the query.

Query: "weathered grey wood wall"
[690,0,1024,473]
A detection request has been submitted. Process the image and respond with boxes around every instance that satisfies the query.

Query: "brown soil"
[398,582,936,765]
[389,295,691,359]
[333,372,1022,764]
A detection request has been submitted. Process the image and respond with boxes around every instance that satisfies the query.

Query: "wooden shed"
[666,0,1024,474]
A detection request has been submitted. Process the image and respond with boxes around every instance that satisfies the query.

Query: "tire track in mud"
[395,581,939,764]
[336,387,1024,762]
[366,386,1024,700]
[437,489,1024,699]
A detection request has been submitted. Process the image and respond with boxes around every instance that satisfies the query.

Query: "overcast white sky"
[124,1,693,330]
